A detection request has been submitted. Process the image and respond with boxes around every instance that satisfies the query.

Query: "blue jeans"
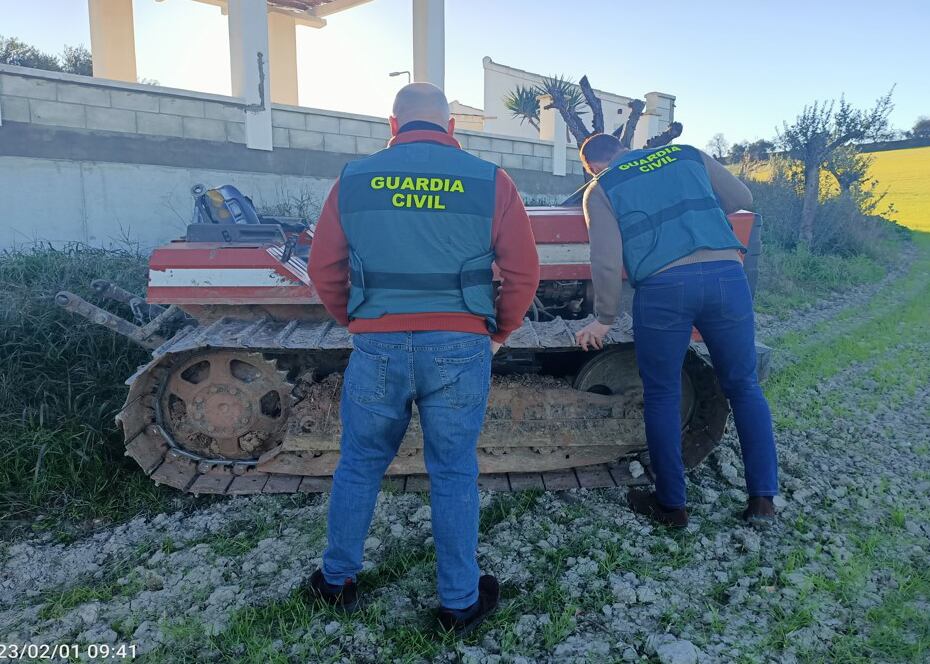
[632,260,778,508]
[322,331,492,609]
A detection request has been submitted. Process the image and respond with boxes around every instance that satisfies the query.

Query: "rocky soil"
[3,242,929,663]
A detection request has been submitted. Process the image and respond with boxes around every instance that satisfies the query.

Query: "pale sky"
[2,0,929,148]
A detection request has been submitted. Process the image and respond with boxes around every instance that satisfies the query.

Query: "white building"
[453,57,676,148]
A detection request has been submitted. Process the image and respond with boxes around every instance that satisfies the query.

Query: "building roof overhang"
[191,0,373,28]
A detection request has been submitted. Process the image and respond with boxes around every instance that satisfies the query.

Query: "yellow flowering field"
[732,146,930,232]
[867,146,930,232]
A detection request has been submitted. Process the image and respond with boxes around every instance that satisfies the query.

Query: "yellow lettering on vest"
[449,179,464,193]
[386,176,400,189]
[415,177,429,190]
[430,178,444,191]
[371,176,385,189]
[391,192,405,207]
[401,176,415,190]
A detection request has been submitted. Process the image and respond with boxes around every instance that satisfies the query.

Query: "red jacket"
[307,129,540,344]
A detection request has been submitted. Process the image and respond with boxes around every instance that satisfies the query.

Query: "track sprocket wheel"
[158,350,293,460]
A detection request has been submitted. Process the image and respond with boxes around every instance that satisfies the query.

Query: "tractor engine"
[531,280,589,321]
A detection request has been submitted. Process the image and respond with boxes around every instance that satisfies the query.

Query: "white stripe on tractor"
[537,243,591,265]
[149,268,298,288]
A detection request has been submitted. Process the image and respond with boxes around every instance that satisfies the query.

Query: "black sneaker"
[304,568,359,613]
[742,496,776,527]
[628,489,689,528]
[437,575,500,636]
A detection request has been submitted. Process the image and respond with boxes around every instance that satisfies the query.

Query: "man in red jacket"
[305,83,539,634]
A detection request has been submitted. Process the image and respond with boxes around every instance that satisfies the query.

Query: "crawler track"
[116,316,736,496]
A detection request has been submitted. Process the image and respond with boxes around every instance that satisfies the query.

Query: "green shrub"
[744,158,905,314]
[0,244,174,527]
[746,158,903,262]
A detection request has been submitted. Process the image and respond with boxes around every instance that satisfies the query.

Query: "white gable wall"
[480,57,675,148]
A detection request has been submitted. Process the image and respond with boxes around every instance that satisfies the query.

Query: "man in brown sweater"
[575,133,778,528]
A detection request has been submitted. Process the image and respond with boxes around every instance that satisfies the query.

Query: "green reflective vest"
[338,140,499,331]
[597,144,745,285]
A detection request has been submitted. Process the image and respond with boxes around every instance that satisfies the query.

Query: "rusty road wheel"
[158,350,293,460]
[117,350,298,495]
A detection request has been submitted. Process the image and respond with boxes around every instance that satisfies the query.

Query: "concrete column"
[87,0,138,82]
[268,12,299,106]
[228,0,273,150]
[412,0,444,89]
[538,94,566,176]
[645,91,676,125]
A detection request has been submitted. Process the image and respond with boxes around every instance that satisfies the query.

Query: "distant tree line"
[0,35,92,76]
[712,115,929,165]
[1,35,159,85]
[907,116,930,139]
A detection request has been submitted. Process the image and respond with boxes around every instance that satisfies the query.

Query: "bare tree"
[706,133,730,160]
[616,99,644,148]
[537,75,590,145]
[646,122,683,148]
[777,90,894,245]
[507,75,682,151]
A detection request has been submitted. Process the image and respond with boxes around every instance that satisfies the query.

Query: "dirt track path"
[3,237,930,663]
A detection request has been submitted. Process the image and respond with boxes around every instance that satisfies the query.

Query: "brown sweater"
[583,148,753,324]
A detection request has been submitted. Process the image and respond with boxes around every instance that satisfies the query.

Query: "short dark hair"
[579,133,622,174]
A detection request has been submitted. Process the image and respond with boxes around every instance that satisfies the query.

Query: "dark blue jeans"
[632,260,778,508]
[322,331,492,609]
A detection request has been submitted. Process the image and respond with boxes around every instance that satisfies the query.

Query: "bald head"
[391,82,451,131]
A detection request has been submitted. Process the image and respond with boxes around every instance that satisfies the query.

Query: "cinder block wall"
[0,65,582,248]
[0,66,247,143]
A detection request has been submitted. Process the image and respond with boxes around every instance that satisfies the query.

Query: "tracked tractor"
[56,184,767,495]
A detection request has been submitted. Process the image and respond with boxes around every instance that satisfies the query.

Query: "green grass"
[762,234,930,427]
[755,244,888,315]
[37,575,146,621]
[781,530,930,663]
[0,244,182,531]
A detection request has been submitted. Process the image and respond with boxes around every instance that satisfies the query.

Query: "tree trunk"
[645,122,683,148]
[799,163,820,246]
[543,98,590,146]
[578,76,604,134]
[616,99,645,148]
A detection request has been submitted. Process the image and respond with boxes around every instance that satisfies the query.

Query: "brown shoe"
[628,489,688,528]
[742,496,776,527]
